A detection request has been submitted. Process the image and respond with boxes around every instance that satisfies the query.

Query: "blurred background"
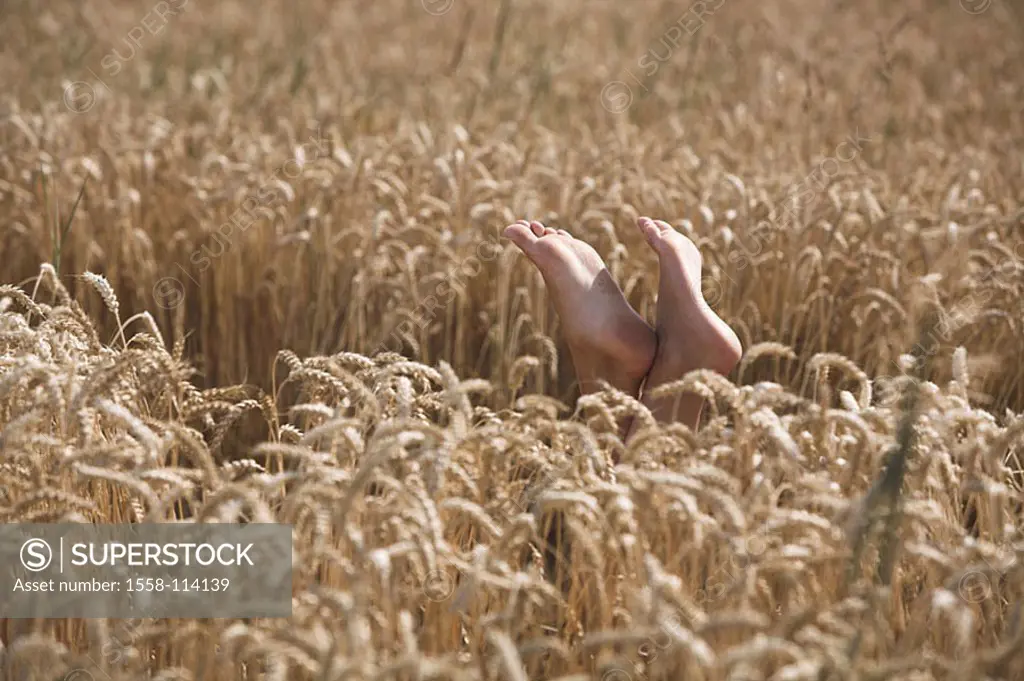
[1,0,1022,410]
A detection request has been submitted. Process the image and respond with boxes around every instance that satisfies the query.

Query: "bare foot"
[633,217,742,429]
[503,220,657,398]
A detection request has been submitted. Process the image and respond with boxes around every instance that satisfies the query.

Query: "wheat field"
[2,0,1024,679]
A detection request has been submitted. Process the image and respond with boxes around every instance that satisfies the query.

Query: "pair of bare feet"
[503,217,742,435]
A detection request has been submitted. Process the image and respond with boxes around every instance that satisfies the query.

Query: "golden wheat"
[3,0,1024,679]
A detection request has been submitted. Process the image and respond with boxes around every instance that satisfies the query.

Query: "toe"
[638,217,703,273]
[653,219,675,235]
[543,227,558,237]
[504,222,539,255]
[557,229,571,237]
[636,217,662,249]
[529,221,547,237]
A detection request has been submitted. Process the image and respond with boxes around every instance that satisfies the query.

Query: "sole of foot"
[503,219,657,392]
[636,216,742,380]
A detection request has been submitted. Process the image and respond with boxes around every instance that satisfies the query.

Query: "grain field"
[1,0,1023,679]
